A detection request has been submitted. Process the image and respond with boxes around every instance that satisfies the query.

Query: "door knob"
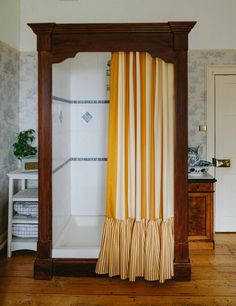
[212,158,231,168]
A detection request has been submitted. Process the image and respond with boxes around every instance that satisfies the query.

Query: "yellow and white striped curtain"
[96,52,174,283]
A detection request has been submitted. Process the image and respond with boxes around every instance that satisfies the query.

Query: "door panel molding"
[206,65,236,175]
[206,65,236,231]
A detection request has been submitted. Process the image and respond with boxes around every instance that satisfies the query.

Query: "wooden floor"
[0,234,236,306]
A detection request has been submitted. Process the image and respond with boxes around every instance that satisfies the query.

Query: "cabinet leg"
[34,257,53,280]
[174,260,191,281]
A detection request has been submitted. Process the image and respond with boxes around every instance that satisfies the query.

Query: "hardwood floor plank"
[190,254,236,266]
[1,234,236,305]
[190,244,236,255]
[1,294,236,306]
[1,277,236,296]
[0,263,34,278]
[192,266,236,280]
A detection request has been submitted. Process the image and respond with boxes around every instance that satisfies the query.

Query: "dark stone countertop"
[188,173,217,183]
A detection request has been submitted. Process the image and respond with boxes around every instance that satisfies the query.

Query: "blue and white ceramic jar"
[188,145,212,176]
[188,146,201,166]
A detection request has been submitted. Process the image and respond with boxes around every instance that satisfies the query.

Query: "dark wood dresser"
[188,174,217,249]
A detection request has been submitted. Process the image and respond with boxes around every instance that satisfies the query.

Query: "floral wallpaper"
[0,42,19,241]
[19,52,38,133]
[188,50,236,158]
[18,53,38,190]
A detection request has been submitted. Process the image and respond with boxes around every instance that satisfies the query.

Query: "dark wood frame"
[28,21,196,280]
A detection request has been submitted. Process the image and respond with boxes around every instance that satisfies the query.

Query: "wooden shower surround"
[28,21,196,280]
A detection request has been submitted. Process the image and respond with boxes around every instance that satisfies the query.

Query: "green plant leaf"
[13,129,37,160]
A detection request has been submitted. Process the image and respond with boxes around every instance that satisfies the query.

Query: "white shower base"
[52,215,105,258]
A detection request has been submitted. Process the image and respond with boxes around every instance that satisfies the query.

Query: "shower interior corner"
[52,52,111,258]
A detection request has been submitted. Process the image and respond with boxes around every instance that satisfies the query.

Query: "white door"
[215,75,236,231]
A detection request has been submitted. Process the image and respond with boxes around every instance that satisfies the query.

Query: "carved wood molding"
[28,22,196,63]
[29,22,196,35]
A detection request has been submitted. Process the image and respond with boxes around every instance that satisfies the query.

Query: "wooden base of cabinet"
[188,178,216,250]
[53,259,97,277]
[189,240,215,250]
[174,261,191,281]
[33,258,191,281]
[34,257,53,280]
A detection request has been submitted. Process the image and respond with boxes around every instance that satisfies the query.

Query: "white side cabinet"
[7,170,38,257]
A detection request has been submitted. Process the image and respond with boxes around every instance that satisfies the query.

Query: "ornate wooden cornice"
[28,22,196,63]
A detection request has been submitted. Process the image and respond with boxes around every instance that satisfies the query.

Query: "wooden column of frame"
[28,22,196,281]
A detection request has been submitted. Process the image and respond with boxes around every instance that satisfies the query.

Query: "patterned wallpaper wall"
[0,42,19,246]
[19,53,38,133]
[188,50,236,158]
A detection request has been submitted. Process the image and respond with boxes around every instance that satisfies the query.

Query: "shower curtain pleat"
[96,52,174,283]
[144,220,161,281]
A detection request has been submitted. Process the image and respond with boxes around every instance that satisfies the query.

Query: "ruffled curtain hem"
[95,217,174,283]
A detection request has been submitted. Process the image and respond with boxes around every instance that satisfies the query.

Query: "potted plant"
[13,129,38,171]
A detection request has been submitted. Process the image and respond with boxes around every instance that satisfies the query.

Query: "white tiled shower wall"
[70,53,110,100]
[52,59,72,244]
[70,102,109,216]
[52,53,110,233]
[70,53,110,216]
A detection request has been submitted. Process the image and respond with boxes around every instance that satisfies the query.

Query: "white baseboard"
[0,231,7,252]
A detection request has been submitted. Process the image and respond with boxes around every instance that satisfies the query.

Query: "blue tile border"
[52,96,109,104]
[71,157,108,161]
[53,157,108,174]
[71,100,109,104]
[53,158,71,174]
[52,96,71,103]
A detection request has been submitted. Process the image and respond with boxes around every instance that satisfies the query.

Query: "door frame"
[206,65,236,174]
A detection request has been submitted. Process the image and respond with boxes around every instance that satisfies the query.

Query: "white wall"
[70,53,110,100]
[20,0,236,51]
[71,161,107,216]
[52,59,71,169]
[53,58,71,100]
[0,0,20,49]
[52,59,72,244]
[70,53,109,216]
[52,52,109,217]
